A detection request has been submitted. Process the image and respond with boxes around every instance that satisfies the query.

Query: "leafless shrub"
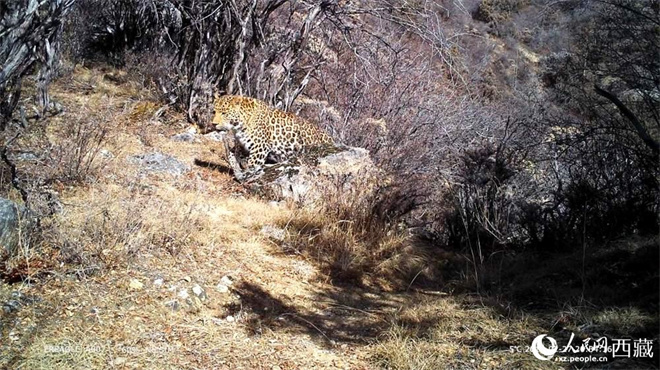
[46,112,111,184]
[473,0,530,28]
[528,0,660,246]
[124,51,182,104]
[49,0,657,274]
[63,0,178,64]
[65,0,345,125]
[55,195,207,273]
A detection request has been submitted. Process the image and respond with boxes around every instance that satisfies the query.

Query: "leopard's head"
[212,95,245,132]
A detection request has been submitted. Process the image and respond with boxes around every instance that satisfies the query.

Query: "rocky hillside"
[0,66,552,370]
[1,1,658,369]
[1,61,657,369]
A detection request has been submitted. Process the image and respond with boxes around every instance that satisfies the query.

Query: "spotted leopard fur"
[212,95,334,180]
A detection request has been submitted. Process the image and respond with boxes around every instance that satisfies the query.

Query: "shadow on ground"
[227,235,659,369]
[225,280,404,346]
[194,158,234,175]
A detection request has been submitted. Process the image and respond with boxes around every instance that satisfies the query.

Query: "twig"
[278,313,334,345]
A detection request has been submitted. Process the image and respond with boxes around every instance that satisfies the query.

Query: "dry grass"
[3,65,655,370]
[591,307,657,337]
[2,65,373,369]
[370,296,557,370]
[276,181,434,290]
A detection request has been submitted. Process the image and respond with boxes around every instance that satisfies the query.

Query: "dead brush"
[57,202,146,271]
[143,200,204,257]
[56,194,208,271]
[279,178,430,288]
[46,106,112,184]
[370,296,551,370]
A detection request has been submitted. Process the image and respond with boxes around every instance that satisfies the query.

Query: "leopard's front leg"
[244,145,269,180]
[222,134,245,182]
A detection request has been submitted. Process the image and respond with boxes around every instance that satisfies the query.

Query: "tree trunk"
[0,0,75,127]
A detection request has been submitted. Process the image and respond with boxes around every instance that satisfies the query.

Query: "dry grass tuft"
[278,181,434,289]
[370,296,554,370]
[591,307,656,337]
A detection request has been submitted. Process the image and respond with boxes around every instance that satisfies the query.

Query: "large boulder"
[0,198,33,257]
[247,146,383,206]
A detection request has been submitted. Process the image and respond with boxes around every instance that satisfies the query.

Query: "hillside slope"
[1,66,654,370]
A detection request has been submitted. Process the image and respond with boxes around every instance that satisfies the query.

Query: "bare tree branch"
[594,84,659,156]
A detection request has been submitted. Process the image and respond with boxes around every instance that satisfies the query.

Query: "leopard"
[211,94,335,180]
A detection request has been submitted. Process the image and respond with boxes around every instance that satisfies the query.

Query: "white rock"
[177,289,189,300]
[192,284,203,296]
[191,284,207,300]
[171,132,196,142]
[153,278,164,287]
[204,131,225,142]
[255,146,381,207]
[226,315,235,322]
[128,152,190,176]
[220,276,233,286]
[129,279,143,290]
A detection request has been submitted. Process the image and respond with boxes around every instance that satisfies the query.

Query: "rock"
[177,289,189,300]
[215,284,229,294]
[2,299,21,314]
[260,225,286,242]
[0,198,35,257]
[99,149,114,159]
[128,279,143,290]
[226,315,235,322]
[153,277,164,287]
[164,300,180,311]
[191,284,207,301]
[128,152,190,176]
[171,132,196,143]
[14,151,38,162]
[249,146,382,207]
[220,276,233,286]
